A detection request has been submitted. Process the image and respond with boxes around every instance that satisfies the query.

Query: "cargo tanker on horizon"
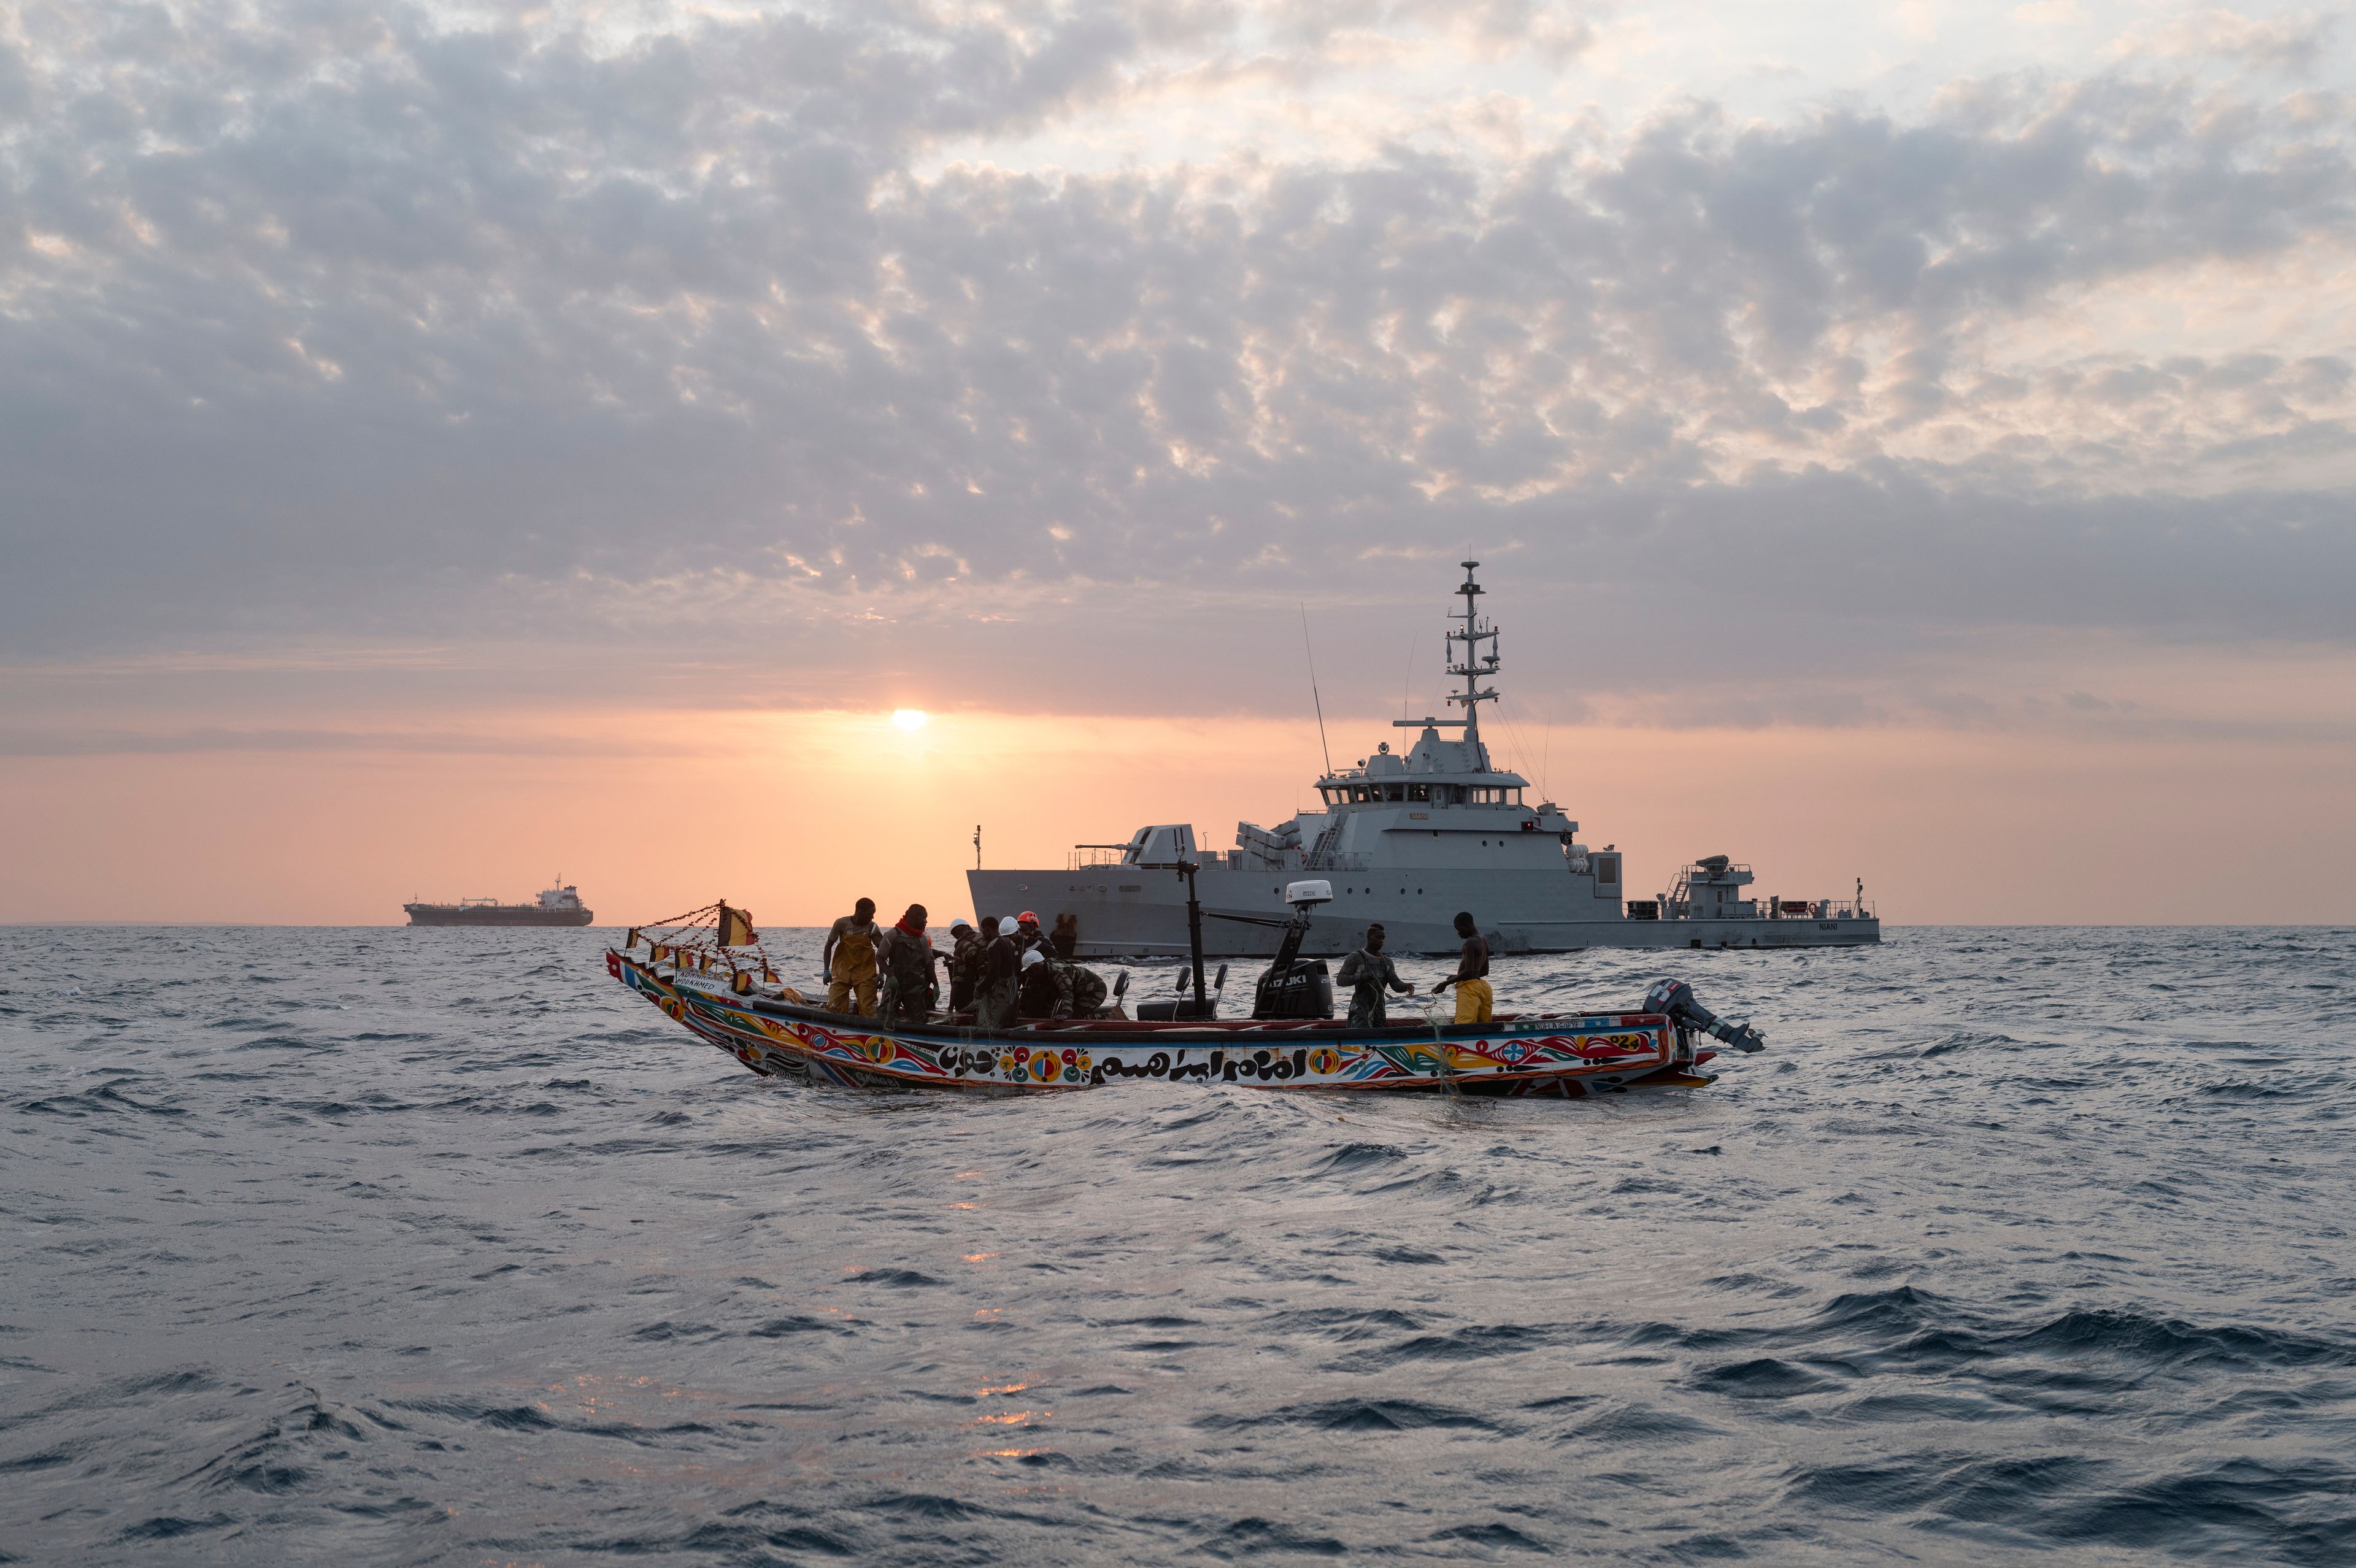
[404,881,593,927]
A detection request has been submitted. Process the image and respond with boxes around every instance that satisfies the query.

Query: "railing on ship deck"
[1655,899,1877,920]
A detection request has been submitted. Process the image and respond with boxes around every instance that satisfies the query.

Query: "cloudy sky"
[4,0,2352,924]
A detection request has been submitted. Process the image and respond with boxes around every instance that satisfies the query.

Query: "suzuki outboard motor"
[1645,978,1766,1055]
[1254,880,1336,1020]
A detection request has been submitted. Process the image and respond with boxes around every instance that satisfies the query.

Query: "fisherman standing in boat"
[1431,911,1493,1024]
[1012,911,1050,958]
[1336,924,1414,1029]
[877,904,939,1026]
[945,918,981,1012]
[823,897,882,1017]
[974,917,1020,1029]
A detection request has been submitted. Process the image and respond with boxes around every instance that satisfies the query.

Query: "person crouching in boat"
[1336,923,1414,1028]
[974,917,1020,1029]
[877,904,939,1026]
[1017,947,1072,1018]
[1018,948,1111,1020]
[823,897,882,1017]
[945,918,980,1012]
[1430,911,1493,1025]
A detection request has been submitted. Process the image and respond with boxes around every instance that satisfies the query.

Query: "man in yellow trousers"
[823,896,882,1017]
[1431,910,1493,1025]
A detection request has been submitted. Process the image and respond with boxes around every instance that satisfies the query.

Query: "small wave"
[844,1267,944,1288]
[385,1398,557,1432]
[1255,1306,1424,1341]
[118,1514,234,1542]
[1919,1031,2022,1057]
[1567,1404,1724,1442]
[2003,1309,2356,1372]
[1196,1517,1350,1557]
[1692,1357,1841,1399]
[1198,1397,1499,1434]
[0,1440,88,1474]
[747,1315,854,1338]
[1312,1141,1409,1174]
[18,1085,187,1119]
[1424,1520,1551,1551]
[1384,1323,1553,1364]
[629,1320,719,1342]
[2190,1080,2309,1101]
[683,1519,860,1558]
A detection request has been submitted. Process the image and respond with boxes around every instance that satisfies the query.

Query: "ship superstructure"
[404,880,595,928]
[969,564,1878,957]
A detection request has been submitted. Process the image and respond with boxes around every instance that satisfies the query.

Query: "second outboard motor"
[1645,978,1766,1055]
[1254,880,1336,1020]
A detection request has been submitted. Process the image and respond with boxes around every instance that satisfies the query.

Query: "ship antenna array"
[1300,604,1334,777]
[1446,560,1500,766]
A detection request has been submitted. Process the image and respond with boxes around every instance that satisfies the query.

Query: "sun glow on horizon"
[891,708,930,731]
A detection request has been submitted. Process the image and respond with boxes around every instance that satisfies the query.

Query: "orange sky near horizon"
[4,705,2349,929]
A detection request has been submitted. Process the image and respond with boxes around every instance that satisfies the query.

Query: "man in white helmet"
[1017,945,1076,1018]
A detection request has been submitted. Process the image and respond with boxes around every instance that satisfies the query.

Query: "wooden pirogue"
[606,902,1767,1096]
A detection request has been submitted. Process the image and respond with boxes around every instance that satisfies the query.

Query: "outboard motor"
[1254,880,1336,1020]
[1645,978,1766,1055]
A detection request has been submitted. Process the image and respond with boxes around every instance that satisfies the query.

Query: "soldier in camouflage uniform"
[973,917,1019,1031]
[1018,948,1074,1018]
[1068,963,1110,1018]
[945,918,982,1012]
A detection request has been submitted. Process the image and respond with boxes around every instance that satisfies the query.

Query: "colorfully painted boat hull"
[608,948,1715,1095]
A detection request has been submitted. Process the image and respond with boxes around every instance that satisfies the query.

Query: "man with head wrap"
[876,904,939,1026]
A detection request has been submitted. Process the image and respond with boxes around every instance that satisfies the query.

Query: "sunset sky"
[4,1,2352,926]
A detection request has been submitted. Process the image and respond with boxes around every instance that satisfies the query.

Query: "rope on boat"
[1413,998,1461,1099]
[622,902,783,992]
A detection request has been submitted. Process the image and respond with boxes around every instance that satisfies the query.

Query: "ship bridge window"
[1407,783,1430,802]
[1350,785,1372,803]
[1385,785,1406,802]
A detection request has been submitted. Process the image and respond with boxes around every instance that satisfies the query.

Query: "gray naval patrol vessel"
[969,563,1879,958]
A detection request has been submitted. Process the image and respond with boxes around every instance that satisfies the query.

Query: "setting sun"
[891,709,930,731]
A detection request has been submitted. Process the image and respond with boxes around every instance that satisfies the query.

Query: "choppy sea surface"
[4,926,2354,1566]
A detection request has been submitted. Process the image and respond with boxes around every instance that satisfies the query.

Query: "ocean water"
[3,926,2352,1566]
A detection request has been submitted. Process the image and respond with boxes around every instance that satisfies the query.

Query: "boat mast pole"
[1180,858,1207,1017]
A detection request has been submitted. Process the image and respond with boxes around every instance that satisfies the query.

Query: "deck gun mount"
[1644,979,1766,1055]
[1253,880,1338,1020]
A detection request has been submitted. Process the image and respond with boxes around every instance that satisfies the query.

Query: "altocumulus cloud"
[2,0,2354,690]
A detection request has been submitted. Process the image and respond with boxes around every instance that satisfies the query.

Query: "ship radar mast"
[1446,560,1500,770]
